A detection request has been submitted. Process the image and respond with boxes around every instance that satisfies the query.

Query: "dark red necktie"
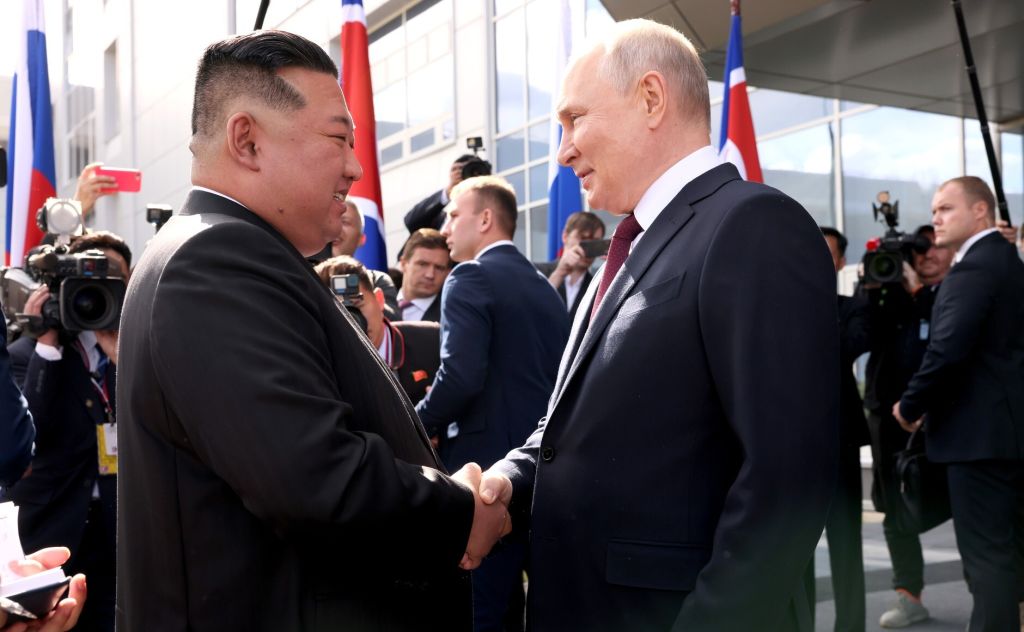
[591,213,644,317]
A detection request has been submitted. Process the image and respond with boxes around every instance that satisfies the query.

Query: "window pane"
[496,131,525,171]
[526,0,556,121]
[529,163,548,203]
[760,123,836,228]
[841,107,960,262]
[1001,132,1023,222]
[496,10,526,134]
[369,16,403,62]
[513,210,527,252]
[494,0,521,17]
[410,129,435,153]
[710,102,722,150]
[407,56,453,126]
[380,143,403,165]
[748,89,832,137]
[406,0,447,41]
[529,120,550,161]
[375,82,406,141]
[708,80,724,103]
[506,170,526,207]
[584,0,613,37]
[530,204,548,259]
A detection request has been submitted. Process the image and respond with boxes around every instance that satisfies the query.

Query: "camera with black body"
[147,204,174,233]
[330,273,368,333]
[461,137,492,180]
[861,191,932,285]
[0,198,126,336]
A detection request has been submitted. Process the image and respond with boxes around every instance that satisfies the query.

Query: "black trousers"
[67,498,115,632]
[867,412,926,596]
[946,460,1024,632]
[472,539,526,632]
[824,443,866,632]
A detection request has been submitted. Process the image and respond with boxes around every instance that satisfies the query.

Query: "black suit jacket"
[416,245,568,471]
[494,163,839,632]
[390,319,441,405]
[838,294,869,448]
[116,190,473,631]
[421,294,442,323]
[899,231,1024,463]
[534,261,595,322]
[0,311,33,487]
[7,335,117,563]
[403,189,446,232]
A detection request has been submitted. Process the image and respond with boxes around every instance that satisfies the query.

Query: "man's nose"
[346,152,364,182]
[556,128,576,167]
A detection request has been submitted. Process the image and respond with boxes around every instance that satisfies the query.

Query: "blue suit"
[416,243,568,472]
[1,315,34,488]
[416,242,568,632]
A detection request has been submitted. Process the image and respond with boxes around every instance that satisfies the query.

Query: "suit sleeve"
[415,263,493,435]
[1,325,34,487]
[840,295,870,365]
[674,192,839,631]
[899,259,994,422]
[403,190,446,232]
[12,341,64,445]
[150,223,473,567]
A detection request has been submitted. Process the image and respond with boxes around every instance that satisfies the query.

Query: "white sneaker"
[880,591,930,628]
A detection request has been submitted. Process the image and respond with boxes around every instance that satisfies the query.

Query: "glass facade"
[369,0,455,166]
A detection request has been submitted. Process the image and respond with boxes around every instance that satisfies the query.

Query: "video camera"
[460,137,492,180]
[330,273,368,333]
[861,191,931,285]
[1,199,126,336]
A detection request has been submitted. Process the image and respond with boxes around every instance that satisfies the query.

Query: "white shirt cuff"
[34,342,63,361]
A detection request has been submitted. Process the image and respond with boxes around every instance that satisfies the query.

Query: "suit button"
[85,399,94,408]
[541,447,555,462]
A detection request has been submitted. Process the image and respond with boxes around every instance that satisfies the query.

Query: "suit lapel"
[547,163,739,418]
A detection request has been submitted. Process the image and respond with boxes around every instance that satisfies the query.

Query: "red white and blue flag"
[546,0,583,260]
[340,0,387,271]
[717,2,762,183]
[5,0,56,266]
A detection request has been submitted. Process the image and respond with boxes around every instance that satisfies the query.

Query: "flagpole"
[254,0,270,29]
[950,0,1010,226]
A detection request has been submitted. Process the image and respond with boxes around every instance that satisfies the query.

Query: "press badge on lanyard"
[919,319,930,341]
[78,340,117,475]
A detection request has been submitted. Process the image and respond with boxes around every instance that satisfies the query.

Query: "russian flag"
[717,3,762,183]
[5,0,56,267]
[546,0,583,260]
[341,0,387,271]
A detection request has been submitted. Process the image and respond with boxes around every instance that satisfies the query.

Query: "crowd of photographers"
[1,149,1023,631]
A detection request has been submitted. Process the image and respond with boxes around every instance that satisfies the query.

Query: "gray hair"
[592,19,710,131]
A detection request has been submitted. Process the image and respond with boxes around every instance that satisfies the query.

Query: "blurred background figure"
[329,199,399,319]
[534,211,606,321]
[396,229,451,323]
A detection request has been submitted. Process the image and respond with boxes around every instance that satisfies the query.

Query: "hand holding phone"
[94,167,142,193]
[579,239,611,259]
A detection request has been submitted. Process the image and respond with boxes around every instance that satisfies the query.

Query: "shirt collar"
[376,324,392,363]
[954,227,998,263]
[475,240,516,260]
[632,146,723,232]
[192,186,248,211]
[397,291,437,309]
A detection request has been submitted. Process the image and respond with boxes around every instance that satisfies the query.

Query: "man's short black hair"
[191,30,338,140]
[454,154,476,165]
[914,224,935,240]
[820,227,847,257]
[69,230,133,271]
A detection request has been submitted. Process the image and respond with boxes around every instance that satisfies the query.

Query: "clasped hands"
[450,463,512,571]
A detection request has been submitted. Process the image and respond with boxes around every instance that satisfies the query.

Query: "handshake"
[450,463,512,570]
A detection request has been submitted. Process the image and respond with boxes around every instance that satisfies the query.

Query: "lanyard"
[74,338,113,422]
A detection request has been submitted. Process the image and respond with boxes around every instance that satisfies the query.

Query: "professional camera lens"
[70,285,111,326]
[868,253,899,282]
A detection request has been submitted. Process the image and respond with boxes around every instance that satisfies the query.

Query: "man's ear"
[373,287,385,307]
[359,234,367,247]
[478,208,493,233]
[225,111,260,171]
[639,70,668,130]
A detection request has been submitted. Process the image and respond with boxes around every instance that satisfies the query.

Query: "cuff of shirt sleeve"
[34,342,63,361]
[439,188,450,206]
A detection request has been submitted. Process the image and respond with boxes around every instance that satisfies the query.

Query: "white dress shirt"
[397,291,437,322]
[954,227,998,263]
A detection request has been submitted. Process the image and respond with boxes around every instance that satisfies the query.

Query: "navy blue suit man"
[416,175,569,631]
[474,20,838,632]
[1,303,34,489]
[894,176,1024,632]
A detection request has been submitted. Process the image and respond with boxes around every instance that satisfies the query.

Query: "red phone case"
[95,167,142,193]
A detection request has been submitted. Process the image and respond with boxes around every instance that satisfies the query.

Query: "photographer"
[329,199,400,319]
[861,224,953,628]
[314,255,441,407]
[535,211,606,321]
[404,155,491,233]
[6,230,130,632]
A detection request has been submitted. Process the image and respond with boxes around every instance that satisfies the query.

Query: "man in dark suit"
[894,176,1024,632]
[1,301,34,489]
[7,231,130,632]
[396,229,450,323]
[473,19,839,631]
[404,155,479,232]
[416,176,569,631]
[821,227,870,632]
[314,255,441,406]
[115,30,508,631]
[535,211,606,321]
